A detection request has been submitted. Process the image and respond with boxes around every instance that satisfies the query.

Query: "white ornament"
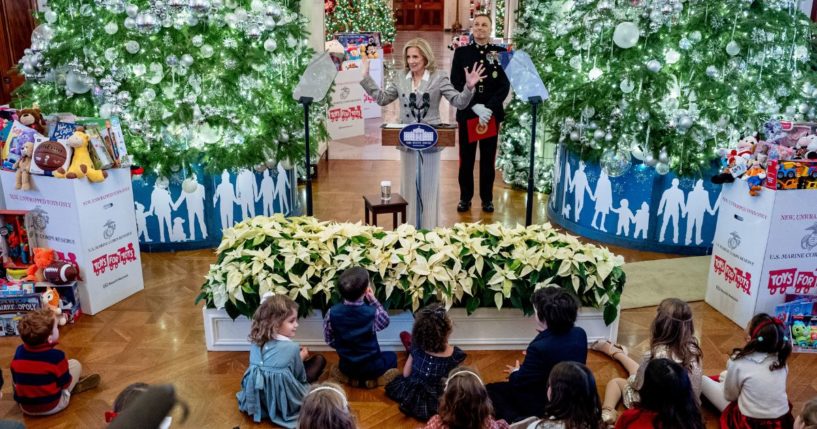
[201,44,214,58]
[655,162,670,175]
[65,71,91,94]
[183,178,199,193]
[44,10,58,24]
[132,63,147,76]
[664,49,680,64]
[125,3,139,17]
[125,40,140,54]
[264,38,278,52]
[181,54,195,67]
[104,22,119,35]
[646,59,662,73]
[613,22,640,49]
[726,40,741,56]
[620,78,635,93]
[588,67,603,81]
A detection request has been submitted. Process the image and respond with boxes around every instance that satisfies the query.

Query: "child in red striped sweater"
[10,309,100,415]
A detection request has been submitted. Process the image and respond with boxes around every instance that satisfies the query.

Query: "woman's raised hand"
[464,63,487,90]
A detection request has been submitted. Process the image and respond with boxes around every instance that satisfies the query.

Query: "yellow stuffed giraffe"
[54,127,107,182]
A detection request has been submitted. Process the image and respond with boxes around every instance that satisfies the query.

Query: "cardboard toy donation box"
[705,182,817,328]
[0,169,144,315]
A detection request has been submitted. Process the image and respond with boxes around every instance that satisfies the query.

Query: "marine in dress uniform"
[450,38,510,213]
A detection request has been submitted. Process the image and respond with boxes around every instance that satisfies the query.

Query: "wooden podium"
[378,123,457,229]
[380,123,458,146]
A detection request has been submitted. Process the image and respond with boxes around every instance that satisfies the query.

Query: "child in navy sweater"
[487,287,587,423]
[325,267,398,387]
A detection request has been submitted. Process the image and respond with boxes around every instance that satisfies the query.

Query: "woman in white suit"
[360,38,485,228]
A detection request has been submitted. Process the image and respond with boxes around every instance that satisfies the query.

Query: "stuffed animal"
[25,247,55,282]
[13,141,34,191]
[795,135,817,159]
[743,161,766,196]
[17,108,46,135]
[792,320,809,347]
[41,287,66,326]
[53,128,108,182]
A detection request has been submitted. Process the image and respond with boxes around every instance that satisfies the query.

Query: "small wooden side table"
[363,193,408,228]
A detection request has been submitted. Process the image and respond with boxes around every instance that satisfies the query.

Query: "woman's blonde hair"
[248,294,298,346]
[403,38,436,73]
[297,382,355,429]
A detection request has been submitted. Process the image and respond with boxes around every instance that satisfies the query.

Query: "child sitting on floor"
[425,367,509,429]
[796,397,817,429]
[614,358,704,429]
[386,303,467,421]
[10,308,100,416]
[237,293,326,428]
[590,298,702,426]
[701,313,794,429]
[297,382,356,429]
[325,267,399,388]
[487,287,587,423]
[513,361,604,429]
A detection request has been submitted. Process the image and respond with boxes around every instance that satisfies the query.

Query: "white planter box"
[203,305,620,352]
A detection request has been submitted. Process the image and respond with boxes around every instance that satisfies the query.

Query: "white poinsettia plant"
[198,215,627,324]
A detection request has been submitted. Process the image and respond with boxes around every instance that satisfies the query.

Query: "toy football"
[43,261,78,284]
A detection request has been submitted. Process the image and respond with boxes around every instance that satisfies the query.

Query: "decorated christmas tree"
[325,0,396,44]
[498,0,817,193]
[14,0,324,175]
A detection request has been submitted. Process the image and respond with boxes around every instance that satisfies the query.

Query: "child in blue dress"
[386,303,466,421]
[237,293,326,428]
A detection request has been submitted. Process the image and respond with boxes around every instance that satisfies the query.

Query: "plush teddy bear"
[13,141,34,190]
[17,108,46,135]
[53,128,108,182]
[25,247,54,282]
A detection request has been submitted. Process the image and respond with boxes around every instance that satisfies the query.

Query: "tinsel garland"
[497,0,817,193]
[14,0,326,176]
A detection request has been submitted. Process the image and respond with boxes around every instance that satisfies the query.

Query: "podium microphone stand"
[501,50,549,226]
[293,52,338,216]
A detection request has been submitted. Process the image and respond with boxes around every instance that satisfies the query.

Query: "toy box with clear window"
[34,281,81,324]
[0,210,33,269]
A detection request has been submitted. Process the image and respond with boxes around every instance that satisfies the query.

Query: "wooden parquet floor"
[0,158,814,429]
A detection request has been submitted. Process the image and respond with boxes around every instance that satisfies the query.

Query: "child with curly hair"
[237,293,326,428]
[386,303,467,421]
